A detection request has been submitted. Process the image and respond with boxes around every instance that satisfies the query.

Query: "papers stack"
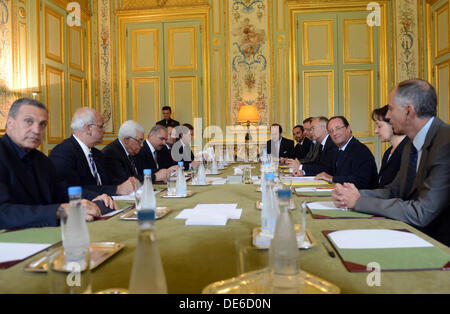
[0,243,52,267]
[307,201,343,210]
[208,177,227,185]
[284,176,329,186]
[175,203,242,226]
[295,187,334,193]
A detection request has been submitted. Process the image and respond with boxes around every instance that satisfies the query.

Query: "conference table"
[1,163,449,294]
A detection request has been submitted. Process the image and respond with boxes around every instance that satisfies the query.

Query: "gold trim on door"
[435,59,450,122]
[434,2,450,59]
[68,26,84,72]
[168,26,197,72]
[303,70,334,119]
[344,69,374,137]
[131,28,160,73]
[69,74,85,118]
[45,65,65,144]
[168,76,198,120]
[131,77,160,123]
[343,18,373,64]
[302,20,334,66]
[44,5,64,64]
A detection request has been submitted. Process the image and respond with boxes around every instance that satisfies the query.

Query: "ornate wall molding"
[118,0,208,10]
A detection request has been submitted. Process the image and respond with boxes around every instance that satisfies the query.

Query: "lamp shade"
[237,105,260,123]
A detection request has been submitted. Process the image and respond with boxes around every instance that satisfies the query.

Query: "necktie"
[335,150,345,168]
[128,155,138,176]
[404,145,418,196]
[88,152,101,186]
[153,150,159,169]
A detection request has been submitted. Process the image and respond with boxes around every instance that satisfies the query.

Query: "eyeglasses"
[128,137,144,145]
[89,123,104,129]
[328,125,346,134]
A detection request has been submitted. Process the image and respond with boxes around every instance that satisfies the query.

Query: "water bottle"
[62,186,90,264]
[211,153,218,174]
[176,162,187,196]
[260,162,270,193]
[197,157,206,185]
[128,203,168,294]
[269,189,300,294]
[139,169,156,229]
[261,173,278,234]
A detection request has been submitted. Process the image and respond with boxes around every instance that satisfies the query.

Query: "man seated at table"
[102,120,145,184]
[166,125,177,150]
[264,124,294,160]
[332,79,450,246]
[289,116,338,176]
[49,108,138,196]
[311,116,378,189]
[292,124,313,160]
[171,123,201,170]
[0,98,102,230]
[134,124,178,182]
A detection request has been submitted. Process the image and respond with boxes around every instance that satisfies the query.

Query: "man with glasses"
[289,116,338,175]
[313,116,378,189]
[135,124,178,182]
[102,120,146,184]
[49,108,138,198]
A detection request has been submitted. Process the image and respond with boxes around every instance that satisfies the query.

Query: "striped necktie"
[128,155,138,176]
[88,152,101,186]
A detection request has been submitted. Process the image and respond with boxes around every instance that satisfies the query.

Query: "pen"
[322,241,336,258]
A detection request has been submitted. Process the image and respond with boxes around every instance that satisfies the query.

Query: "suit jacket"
[355,118,450,246]
[171,140,195,170]
[102,139,142,184]
[134,141,176,178]
[0,134,67,230]
[302,136,338,176]
[49,136,117,196]
[331,137,378,189]
[300,141,320,164]
[293,137,313,160]
[156,118,180,128]
[378,136,409,188]
[266,137,294,159]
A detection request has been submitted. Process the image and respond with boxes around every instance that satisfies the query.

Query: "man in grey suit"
[332,79,450,246]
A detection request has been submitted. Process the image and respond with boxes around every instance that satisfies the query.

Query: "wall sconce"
[237,104,260,141]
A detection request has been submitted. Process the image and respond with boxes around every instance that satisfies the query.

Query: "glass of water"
[134,181,143,211]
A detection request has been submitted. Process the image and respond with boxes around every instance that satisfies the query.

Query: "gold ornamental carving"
[120,0,208,10]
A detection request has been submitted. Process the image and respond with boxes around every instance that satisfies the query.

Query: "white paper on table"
[285,176,318,181]
[112,194,135,201]
[175,204,242,220]
[185,216,228,226]
[328,229,434,249]
[209,178,227,185]
[296,187,334,193]
[0,242,52,263]
[307,201,344,210]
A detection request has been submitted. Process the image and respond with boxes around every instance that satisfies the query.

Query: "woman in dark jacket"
[372,105,409,188]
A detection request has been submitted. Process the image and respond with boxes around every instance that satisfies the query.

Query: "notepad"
[307,201,343,210]
[323,229,450,272]
[175,203,242,226]
[0,242,52,264]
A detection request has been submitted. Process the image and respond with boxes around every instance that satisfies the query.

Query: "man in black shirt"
[156,106,180,128]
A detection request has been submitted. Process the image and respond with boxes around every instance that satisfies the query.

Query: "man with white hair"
[49,108,138,197]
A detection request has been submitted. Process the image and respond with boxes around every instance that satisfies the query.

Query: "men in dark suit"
[265,124,294,159]
[291,116,338,176]
[332,79,450,246]
[135,125,178,182]
[314,116,378,189]
[156,106,180,128]
[102,120,145,184]
[171,123,200,170]
[0,98,101,230]
[292,124,312,160]
[49,108,138,196]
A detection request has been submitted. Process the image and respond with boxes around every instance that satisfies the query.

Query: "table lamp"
[237,105,260,141]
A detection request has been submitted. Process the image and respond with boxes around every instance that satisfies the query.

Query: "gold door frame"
[116,5,211,127]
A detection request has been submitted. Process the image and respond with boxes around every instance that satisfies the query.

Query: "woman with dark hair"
[372,105,409,187]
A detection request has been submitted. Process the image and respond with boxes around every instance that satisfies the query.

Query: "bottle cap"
[68,186,82,195]
[277,189,291,198]
[143,169,152,175]
[178,161,184,166]
[265,172,275,180]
